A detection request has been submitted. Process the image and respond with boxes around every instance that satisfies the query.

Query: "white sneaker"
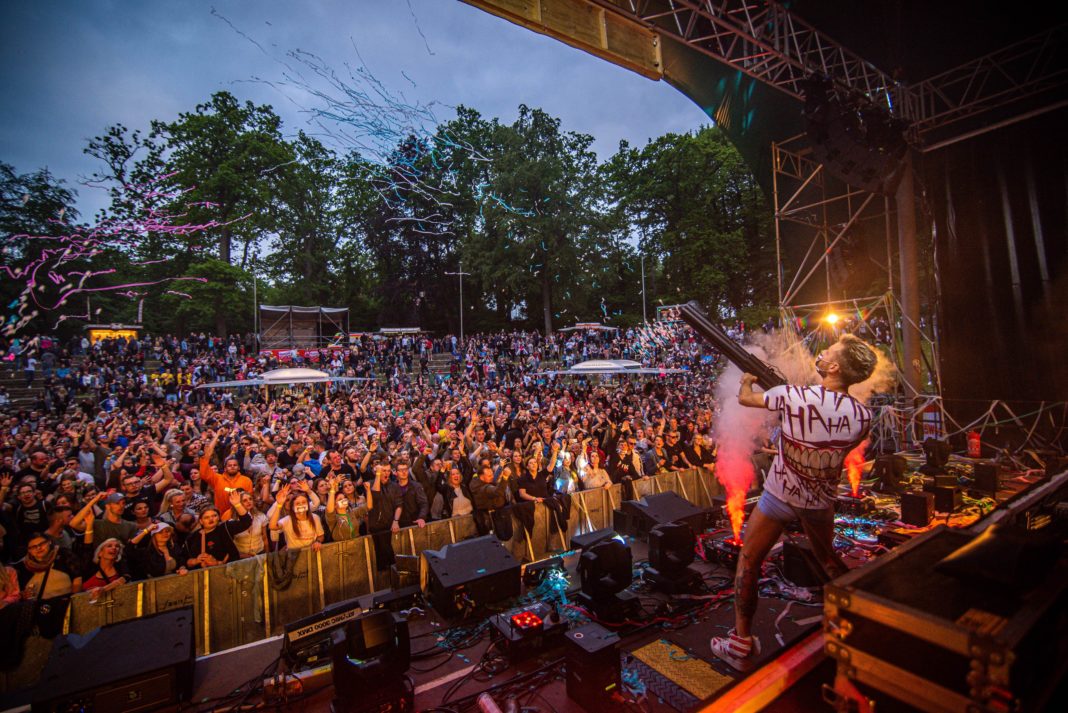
[710,629,762,671]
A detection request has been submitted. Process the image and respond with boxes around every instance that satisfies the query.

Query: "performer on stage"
[711,334,876,669]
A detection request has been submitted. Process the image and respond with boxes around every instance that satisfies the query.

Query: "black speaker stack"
[32,608,195,713]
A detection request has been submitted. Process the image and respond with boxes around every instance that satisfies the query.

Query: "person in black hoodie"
[184,490,250,569]
[470,464,513,541]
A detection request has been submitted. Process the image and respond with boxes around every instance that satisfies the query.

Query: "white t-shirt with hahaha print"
[762,384,871,509]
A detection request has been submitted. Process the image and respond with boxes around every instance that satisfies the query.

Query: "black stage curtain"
[923,108,1068,424]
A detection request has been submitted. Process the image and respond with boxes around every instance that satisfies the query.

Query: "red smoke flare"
[844,440,869,497]
[715,449,754,541]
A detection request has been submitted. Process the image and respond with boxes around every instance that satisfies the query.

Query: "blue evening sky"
[0,0,704,218]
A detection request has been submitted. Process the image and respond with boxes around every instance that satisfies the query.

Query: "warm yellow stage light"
[824,312,840,325]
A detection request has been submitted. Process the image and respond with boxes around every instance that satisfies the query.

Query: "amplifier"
[972,462,999,495]
[565,623,621,713]
[782,537,830,588]
[283,596,363,668]
[32,608,195,713]
[900,491,934,526]
[423,535,521,618]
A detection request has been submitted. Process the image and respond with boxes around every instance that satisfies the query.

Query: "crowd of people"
[0,321,726,641]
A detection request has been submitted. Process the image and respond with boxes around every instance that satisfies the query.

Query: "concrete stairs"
[428,352,457,376]
[0,362,44,408]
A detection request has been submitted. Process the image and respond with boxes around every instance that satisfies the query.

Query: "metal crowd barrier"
[57,467,721,657]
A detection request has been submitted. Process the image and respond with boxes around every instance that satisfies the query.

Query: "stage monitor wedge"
[617,491,710,538]
[423,535,521,618]
[32,608,195,713]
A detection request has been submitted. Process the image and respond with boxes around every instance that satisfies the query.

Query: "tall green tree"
[603,127,772,317]
[154,91,289,269]
[150,91,289,334]
[0,163,81,335]
[262,132,343,306]
[485,105,614,334]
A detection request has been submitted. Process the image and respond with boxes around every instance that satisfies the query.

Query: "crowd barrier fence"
[1,467,721,690]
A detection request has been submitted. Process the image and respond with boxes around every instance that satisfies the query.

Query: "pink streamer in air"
[1,173,246,334]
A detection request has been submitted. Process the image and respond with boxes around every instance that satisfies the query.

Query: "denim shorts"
[757,489,834,525]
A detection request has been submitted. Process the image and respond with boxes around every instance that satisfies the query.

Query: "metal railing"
[1,467,722,691]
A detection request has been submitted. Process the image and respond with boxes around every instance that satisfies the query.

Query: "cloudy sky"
[0,0,705,217]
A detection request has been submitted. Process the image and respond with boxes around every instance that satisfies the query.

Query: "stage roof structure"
[259,305,349,350]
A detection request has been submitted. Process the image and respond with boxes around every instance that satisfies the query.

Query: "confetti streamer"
[1,174,237,333]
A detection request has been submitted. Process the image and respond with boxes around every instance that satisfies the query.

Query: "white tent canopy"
[260,368,332,384]
[569,359,642,372]
[197,368,367,390]
[537,359,686,377]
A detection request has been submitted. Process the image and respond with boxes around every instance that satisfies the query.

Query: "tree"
[603,127,772,317]
[0,162,80,335]
[154,91,288,267]
[483,105,614,334]
[262,133,343,306]
[157,259,254,335]
[150,91,290,334]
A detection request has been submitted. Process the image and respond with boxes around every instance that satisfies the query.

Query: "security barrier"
[57,467,721,656]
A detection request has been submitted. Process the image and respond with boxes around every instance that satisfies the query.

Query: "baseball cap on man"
[103,492,126,505]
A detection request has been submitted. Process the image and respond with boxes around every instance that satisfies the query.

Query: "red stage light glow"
[510,611,543,630]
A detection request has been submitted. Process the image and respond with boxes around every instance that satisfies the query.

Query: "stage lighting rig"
[576,536,640,623]
[646,522,702,593]
[920,438,952,475]
[801,73,909,195]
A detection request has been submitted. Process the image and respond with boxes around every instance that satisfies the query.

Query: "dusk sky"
[0,0,705,217]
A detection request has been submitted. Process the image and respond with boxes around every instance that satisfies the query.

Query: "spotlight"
[646,522,701,593]
[522,555,563,586]
[871,454,908,493]
[576,536,640,623]
[329,610,412,713]
[824,312,840,325]
[920,438,952,475]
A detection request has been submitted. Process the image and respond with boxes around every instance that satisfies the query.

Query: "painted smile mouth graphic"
[781,436,850,487]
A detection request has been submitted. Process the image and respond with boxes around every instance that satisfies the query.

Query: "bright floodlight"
[824,312,840,325]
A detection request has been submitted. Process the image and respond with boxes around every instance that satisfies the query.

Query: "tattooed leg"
[734,508,784,637]
[799,510,848,579]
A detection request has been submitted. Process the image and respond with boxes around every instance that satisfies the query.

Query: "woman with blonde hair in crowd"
[83,538,129,601]
[225,490,269,558]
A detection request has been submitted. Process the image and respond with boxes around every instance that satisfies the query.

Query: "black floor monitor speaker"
[32,608,195,713]
[571,527,617,552]
[782,537,831,588]
[619,491,709,539]
[901,491,935,527]
[973,462,1000,495]
[423,535,521,618]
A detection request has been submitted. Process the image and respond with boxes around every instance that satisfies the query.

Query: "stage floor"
[191,536,831,712]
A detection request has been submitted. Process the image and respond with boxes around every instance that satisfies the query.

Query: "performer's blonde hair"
[837,334,877,386]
